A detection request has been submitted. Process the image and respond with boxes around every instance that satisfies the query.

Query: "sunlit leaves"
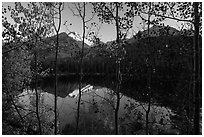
[2,2,53,43]
[126,2,200,30]
[92,2,114,24]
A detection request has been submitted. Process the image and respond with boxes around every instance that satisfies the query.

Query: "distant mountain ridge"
[127,25,181,44]
[41,25,193,61]
[104,25,180,45]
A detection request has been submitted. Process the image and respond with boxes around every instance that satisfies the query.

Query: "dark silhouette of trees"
[2,2,53,134]
[193,2,200,135]
[126,2,201,134]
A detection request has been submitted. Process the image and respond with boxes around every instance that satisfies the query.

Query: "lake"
[17,77,179,135]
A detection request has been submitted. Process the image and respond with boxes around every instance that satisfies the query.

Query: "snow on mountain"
[69,32,93,46]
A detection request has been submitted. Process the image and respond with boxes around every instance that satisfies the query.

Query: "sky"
[2,2,185,43]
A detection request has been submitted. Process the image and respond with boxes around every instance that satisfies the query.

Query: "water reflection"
[68,84,94,98]
[18,84,177,135]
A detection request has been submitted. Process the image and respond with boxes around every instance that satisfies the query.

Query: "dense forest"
[2,2,202,135]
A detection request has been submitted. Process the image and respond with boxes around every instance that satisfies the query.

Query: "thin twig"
[85,11,96,23]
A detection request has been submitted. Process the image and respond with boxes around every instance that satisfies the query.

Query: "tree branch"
[57,3,62,32]
[104,4,116,21]
[68,4,81,17]
[75,3,83,18]
[141,11,193,24]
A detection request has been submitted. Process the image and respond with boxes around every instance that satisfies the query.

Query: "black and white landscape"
[2,2,202,135]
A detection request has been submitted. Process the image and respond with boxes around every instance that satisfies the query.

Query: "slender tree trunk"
[54,31,59,135]
[114,2,121,135]
[54,3,62,134]
[76,3,86,134]
[34,40,42,135]
[115,61,121,135]
[193,2,200,135]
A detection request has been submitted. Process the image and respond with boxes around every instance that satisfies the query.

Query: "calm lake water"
[17,79,178,135]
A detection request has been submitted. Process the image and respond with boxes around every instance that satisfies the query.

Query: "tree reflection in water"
[18,85,178,135]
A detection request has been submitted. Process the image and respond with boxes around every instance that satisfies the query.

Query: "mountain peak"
[58,32,69,37]
[142,25,180,37]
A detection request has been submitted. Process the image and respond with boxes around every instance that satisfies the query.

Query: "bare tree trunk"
[114,2,121,135]
[53,3,62,135]
[54,32,59,135]
[115,61,121,135]
[193,2,200,135]
[34,43,42,134]
[76,2,86,134]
